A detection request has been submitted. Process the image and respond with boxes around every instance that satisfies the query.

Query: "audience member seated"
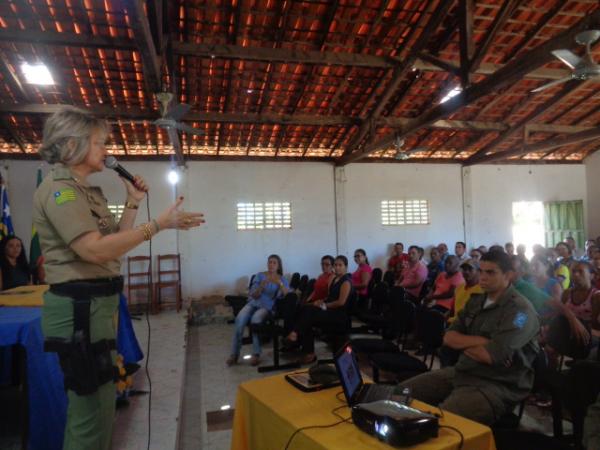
[351,248,372,309]
[545,261,600,365]
[505,242,515,255]
[449,259,483,323]
[0,235,32,290]
[565,236,583,260]
[478,245,488,255]
[554,243,572,290]
[396,250,540,425]
[438,242,449,263]
[387,242,408,280]
[226,254,289,367]
[423,255,464,315]
[593,252,600,289]
[582,243,598,263]
[530,255,562,302]
[511,256,552,316]
[426,247,444,289]
[397,245,428,302]
[469,248,483,261]
[304,255,334,304]
[516,244,530,275]
[285,255,353,364]
[488,244,505,253]
[454,241,468,261]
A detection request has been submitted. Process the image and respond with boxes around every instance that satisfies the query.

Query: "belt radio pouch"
[45,288,118,396]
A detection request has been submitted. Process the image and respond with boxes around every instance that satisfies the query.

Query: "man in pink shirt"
[399,245,428,301]
[424,255,465,314]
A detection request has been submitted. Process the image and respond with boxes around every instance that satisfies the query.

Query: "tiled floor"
[112,310,188,450]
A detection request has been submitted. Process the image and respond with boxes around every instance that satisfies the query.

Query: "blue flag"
[0,184,14,239]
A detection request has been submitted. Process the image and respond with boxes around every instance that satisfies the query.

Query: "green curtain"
[544,200,585,248]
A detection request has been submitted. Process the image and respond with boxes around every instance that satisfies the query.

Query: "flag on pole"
[0,175,14,240]
[30,167,43,277]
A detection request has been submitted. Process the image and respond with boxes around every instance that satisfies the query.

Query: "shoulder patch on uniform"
[54,188,77,205]
[513,312,528,329]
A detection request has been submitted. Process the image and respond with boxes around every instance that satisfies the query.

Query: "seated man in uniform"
[397,250,540,425]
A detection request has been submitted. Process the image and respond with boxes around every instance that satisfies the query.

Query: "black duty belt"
[49,276,124,298]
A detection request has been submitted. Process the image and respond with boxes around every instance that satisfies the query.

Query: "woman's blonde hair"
[38,106,109,165]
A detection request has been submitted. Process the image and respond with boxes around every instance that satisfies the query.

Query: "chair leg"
[552,393,564,438]
[257,329,301,373]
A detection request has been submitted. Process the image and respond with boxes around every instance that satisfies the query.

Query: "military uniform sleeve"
[42,183,98,245]
[484,303,540,366]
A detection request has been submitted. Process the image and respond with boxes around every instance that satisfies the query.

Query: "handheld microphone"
[104,156,137,185]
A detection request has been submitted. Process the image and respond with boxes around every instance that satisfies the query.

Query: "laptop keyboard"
[362,384,396,403]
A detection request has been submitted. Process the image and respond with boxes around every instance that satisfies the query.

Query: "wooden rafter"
[337,8,600,165]
[0,117,26,153]
[469,0,521,74]
[472,126,600,163]
[458,0,474,86]
[343,0,454,157]
[465,79,583,165]
[123,0,162,93]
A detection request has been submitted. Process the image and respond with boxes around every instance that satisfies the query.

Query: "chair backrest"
[383,270,395,287]
[127,256,151,281]
[157,254,181,284]
[547,314,591,360]
[391,298,416,335]
[371,268,383,284]
[302,278,316,302]
[297,274,309,293]
[417,309,446,350]
[289,272,301,290]
[370,282,389,307]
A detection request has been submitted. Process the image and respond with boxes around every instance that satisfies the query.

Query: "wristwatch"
[125,201,139,210]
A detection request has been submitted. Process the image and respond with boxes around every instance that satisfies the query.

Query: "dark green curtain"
[544,200,585,248]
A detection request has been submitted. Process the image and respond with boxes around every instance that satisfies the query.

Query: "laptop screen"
[334,345,363,404]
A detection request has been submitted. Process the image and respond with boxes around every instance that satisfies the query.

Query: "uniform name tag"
[54,188,77,205]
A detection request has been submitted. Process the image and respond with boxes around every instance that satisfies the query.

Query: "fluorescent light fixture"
[242,354,251,360]
[21,63,55,85]
[167,169,179,185]
[220,404,231,410]
[439,87,462,104]
[247,89,253,93]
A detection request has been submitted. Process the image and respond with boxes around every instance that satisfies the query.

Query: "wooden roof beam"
[0,117,26,153]
[0,28,138,51]
[465,79,583,165]
[0,103,511,130]
[468,0,520,74]
[458,0,475,86]
[342,0,454,157]
[472,126,600,163]
[337,8,600,165]
[123,0,162,93]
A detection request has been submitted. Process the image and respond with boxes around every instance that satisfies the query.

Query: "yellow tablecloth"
[0,285,48,306]
[231,373,497,450]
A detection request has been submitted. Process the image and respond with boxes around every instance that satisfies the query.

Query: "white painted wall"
[466,164,588,248]
[585,152,600,239]
[0,159,589,298]
[341,164,465,269]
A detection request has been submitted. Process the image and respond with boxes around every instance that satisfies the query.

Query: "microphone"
[104,156,137,185]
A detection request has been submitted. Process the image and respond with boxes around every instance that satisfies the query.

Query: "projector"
[351,400,439,447]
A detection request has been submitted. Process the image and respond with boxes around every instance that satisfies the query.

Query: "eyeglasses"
[353,255,361,258]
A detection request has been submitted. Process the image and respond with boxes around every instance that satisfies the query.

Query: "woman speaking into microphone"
[32,106,204,450]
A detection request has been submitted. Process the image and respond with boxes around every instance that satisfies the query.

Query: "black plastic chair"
[383,270,396,287]
[297,274,309,294]
[369,309,445,383]
[252,292,302,373]
[301,278,316,302]
[289,272,301,291]
[547,360,600,447]
[350,288,416,357]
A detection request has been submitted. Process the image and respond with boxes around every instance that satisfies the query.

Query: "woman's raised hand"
[156,196,205,231]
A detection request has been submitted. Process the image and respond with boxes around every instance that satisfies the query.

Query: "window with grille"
[381,200,430,225]
[108,204,125,221]
[237,202,292,230]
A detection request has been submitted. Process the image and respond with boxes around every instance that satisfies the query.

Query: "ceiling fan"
[392,135,429,160]
[531,30,600,93]
[153,92,204,166]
